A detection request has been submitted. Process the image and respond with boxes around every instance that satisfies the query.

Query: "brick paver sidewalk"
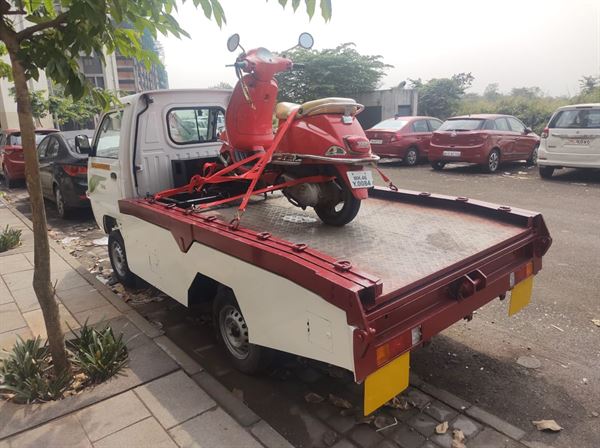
[0,199,291,448]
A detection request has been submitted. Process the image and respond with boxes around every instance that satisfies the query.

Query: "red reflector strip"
[375,331,413,367]
[63,164,87,176]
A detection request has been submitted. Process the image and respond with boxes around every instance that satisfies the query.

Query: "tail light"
[344,136,371,155]
[3,146,17,155]
[541,127,549,139]
[390,133,402,143]
[62,164,87,176]
[374,328,418,367]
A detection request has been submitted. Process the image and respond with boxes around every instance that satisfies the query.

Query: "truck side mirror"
[74,134,91,154]
[227,34,240,52]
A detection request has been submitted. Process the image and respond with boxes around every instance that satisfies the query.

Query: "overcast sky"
[159,0,600,97]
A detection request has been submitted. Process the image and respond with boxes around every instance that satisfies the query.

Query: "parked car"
[428,114,540,173]
[36,130,95,218]
[0,128,57,187]
[365,116,443,166]
[538,103,600,178]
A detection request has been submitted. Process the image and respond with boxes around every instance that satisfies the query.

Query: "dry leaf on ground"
[304,392,325,403]
[451,429,466,448]
[328,393,352,409]
[532,419,563,432]
[592,319,600,327]
[436,421,449,434]
[386,396,411,410]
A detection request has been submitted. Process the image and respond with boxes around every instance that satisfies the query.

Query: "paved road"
[2,161,598,447]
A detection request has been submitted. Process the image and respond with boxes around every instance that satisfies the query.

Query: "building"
[355,86,419,130]
[116,53,163,94]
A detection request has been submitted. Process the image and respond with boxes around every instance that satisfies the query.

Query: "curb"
[0,197,291,448]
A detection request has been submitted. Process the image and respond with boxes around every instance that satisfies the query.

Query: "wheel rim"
[488,152,499,171]
[406,150,417,165]
[56,189,65,216]
[219,305,249,359]
[531,148,538,164]
[110,240,127,277]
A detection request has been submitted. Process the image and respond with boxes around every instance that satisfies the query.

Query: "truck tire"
[539,166,554,179]
[430,161,445,171]
[213,288,272,374]
[314,182,361,226]
[108,230,138,287]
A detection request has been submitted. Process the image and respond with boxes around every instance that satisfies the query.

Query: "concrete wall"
[355,87,419,118]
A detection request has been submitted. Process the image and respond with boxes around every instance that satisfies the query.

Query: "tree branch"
[16,12,68,42]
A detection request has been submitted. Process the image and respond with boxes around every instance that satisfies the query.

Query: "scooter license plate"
[347,170,374,189]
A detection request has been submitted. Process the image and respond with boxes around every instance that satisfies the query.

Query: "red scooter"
[155,33,382,227]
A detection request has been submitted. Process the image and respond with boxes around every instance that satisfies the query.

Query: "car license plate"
[347,170,374,189]
[443,150,461,157]
[364,352,409,415]
[567,138,591,145]
[369,139,383,145]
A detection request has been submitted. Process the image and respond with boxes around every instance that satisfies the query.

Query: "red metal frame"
[119,186,551,381]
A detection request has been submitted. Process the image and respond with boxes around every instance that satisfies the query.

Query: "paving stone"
[2,268,34,291]
[22,304,80,339]
[169,407,262,448]
[466,406,526,441]
[53,269,90,292]
[10,286,40,312]
[404,387,433,409]
[313,402,337,421]
[76,390,150,441]
[406,413,439,437]
[57,285,109,314]
[135,370,216,430]
[391,423,426,448]
[389,407,420,423]
[191,371,260,427]
[94,417,177,448]
[0,279,12,304]
[418,384,471,412]
[155,335,203,375]
[74,303,121,326]
[451,413,482,438]
[348,424,384,448]
[0,253,31,275]
[327,413,357,434]
[424,400,458,423]
[0,302,26,332]
[469,427,522,448]
[429,431,453,448]
[0,325,33,351]
[125,309,164,338]
[0,415,91,448]
[331,439,358,448]
[421,442,439,448]
[251,420,295,448]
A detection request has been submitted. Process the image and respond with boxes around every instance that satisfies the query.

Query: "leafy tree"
[0,0,330,378]
[276,43,391,103]
[575,75,600,103]
[8,87,48,125]
[48,85,103,128]
[483,83,500,100]
[409,73,474,119]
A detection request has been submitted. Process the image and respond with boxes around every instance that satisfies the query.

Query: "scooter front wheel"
[314,183,361,226]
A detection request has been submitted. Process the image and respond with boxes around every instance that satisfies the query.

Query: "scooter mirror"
[227,33,240,52]
[298,32,314,50]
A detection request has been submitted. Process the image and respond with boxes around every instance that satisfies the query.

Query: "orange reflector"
[525,261,533,277]
[375,344,390,367]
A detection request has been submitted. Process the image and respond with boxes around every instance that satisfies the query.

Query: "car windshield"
[439,119,485,131]
[8,133,48,146]
[371,119,408,130]
[549,109,600,129]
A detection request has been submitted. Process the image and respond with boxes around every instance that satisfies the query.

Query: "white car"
[538,103,600,178]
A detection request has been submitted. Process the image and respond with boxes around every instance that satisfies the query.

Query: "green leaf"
[319,0,332,21]
[210,0,226,27]
[196,0,212,19]
[305,0,316,19]
[292,0,301,11]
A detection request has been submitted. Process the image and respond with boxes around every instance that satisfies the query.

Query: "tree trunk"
[0,29,69,375]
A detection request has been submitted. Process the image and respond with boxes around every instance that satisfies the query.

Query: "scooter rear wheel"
[315,182,361,226]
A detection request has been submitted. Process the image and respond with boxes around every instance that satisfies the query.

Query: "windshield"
[8,133,48,146]
[371,119,408,131]
[439,119,485,131]
[549,109,600,129]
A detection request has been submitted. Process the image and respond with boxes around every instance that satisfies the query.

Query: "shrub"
[0,225,22,252]
[67,323,128,383]
[0,337,71,403]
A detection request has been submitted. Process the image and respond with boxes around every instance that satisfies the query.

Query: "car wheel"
[430,161,446,171]
[527,146,539,166]
[108,230,138,287]
[483,149,500,173]
[403,147,419,166]
[539,166,555,179]
[213,287,272,374]
[2,166,15,188]
[55,187,70,219]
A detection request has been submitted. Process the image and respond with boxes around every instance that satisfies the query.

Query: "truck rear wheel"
[539,166,555,179]
[108,230,138,287]
[213,288,272,374]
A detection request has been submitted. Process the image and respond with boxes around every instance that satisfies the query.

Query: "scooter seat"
[275,102,301,120]
[298,97,361,117]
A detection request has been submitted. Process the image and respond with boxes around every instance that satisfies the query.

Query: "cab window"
[428,119,442,131]
[95,111,123,159]
[167,107,225,145]
[37,138,49,158]
[507,117,525,133]
[495,118,510,131]
[45,137,60,159]
[412,120,429,133]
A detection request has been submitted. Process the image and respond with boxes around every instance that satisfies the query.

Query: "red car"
[365,116,443,166]
[428,114,540,173]
[0,128,57,187]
